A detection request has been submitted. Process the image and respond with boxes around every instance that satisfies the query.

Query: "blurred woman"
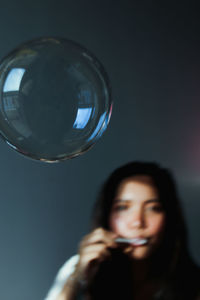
[46,162,200,300]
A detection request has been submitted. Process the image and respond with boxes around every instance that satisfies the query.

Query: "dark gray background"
[0,1,200,299]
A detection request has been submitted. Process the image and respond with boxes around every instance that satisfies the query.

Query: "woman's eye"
[113,205,128,211]
[146,205,163,212]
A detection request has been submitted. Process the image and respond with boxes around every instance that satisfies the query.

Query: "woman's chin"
[124,245,151,260]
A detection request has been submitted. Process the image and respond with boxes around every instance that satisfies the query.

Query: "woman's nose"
[127,209,144,228]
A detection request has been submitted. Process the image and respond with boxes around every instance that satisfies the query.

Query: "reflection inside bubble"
[0,38,112,162]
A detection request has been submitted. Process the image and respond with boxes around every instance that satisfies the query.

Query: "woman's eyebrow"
[114,198,160,203]
[113,199,131,203]
[113,199,160,205]
[145,199,160,204]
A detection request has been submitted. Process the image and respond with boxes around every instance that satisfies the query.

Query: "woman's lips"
[115,237,149,246]
[130,238,148,246]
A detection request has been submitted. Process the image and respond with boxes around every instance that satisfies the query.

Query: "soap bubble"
[0,37,112,162]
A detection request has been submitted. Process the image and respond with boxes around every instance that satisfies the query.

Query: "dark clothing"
[87,249,200,300]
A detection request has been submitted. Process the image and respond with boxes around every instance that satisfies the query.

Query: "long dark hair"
[89,162,200,299]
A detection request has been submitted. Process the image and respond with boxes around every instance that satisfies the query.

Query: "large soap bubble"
[0,37,112,162]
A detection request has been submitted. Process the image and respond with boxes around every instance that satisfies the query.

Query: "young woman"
[46,162,200,300]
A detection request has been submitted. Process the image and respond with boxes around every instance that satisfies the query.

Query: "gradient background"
[0,1,200,299]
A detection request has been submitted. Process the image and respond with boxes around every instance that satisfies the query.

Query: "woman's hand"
[73,227,117,284]
[55,228,118,300]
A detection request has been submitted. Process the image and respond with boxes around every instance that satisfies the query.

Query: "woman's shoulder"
[55,254,80,280]
[195,265,200,300]
[44,254,80,300]
[186,262,200,300]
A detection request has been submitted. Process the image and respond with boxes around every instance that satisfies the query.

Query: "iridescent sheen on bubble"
[0,37,112,162]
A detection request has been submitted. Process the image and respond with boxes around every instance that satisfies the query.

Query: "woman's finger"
[80,228,117,248]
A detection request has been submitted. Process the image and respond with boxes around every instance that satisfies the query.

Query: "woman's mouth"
[115,237,149,246]
[130,238,148,246]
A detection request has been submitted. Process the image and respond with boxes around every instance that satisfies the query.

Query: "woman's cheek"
[110,216,128,235]
[147,215,166,236]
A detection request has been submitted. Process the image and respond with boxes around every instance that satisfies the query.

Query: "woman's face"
[109,176,166,260]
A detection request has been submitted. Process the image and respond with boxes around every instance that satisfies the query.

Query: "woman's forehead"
[115,175,158,199]
[119,175,155,187]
